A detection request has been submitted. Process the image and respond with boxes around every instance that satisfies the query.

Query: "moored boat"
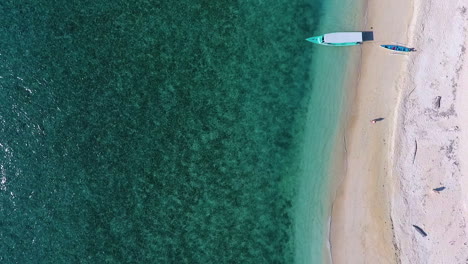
[380,45,415,52]
[306,32,373,46]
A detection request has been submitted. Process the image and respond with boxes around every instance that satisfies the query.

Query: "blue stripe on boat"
[380,45,414,52]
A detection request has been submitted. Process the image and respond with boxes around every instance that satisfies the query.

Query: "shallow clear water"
[0,0,362,263]
[293,0,364,262]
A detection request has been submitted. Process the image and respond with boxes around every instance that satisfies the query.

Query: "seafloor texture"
[0,0,325,263]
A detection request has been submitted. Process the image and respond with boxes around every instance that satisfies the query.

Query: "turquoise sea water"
[0,0,362,263]
[294,0,364,262]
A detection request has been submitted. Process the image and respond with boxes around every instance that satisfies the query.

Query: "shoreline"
[323,42,362,264]
[296,1,368,262]
[328,0,414,262]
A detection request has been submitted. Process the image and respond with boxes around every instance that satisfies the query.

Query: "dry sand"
[390,0,468,263]
[330,0,468,262]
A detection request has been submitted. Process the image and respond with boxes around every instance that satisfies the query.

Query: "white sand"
[390,0,468,263]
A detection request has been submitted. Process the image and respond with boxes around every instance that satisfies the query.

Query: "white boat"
[306,32,373,46]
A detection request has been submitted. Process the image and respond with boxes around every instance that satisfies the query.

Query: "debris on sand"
[413,225,428,237]
[433,96,442,109]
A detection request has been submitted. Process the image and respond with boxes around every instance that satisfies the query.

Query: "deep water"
[0,0,327,263]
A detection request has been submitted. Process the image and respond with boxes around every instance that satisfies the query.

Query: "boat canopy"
[323,32,363,44]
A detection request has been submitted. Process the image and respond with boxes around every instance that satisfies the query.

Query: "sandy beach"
[391,0,468,262]
[329,0,468,263]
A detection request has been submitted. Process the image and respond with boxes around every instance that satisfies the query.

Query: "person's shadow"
[372,117,385,122]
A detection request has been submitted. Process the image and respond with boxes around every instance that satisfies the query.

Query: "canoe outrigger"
[306,32,373,46]
[380,45,415,52]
